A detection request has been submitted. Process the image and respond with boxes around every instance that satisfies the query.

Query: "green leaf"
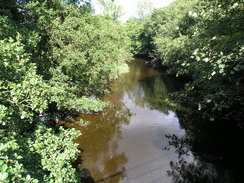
[0,164,8,172]
[0,172,8,181]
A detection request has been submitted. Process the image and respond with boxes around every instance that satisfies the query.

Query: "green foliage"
[153,0,200,63]
[125,18,146,55]
[99,0,123,21]
[130,0,244,127]
[0,37,49,132]
[126,0,199,56]
[0,0,131,182]
[0,16,17,39]
[168,0,244,126]
[49,12,131,96]
[0,124,80,183]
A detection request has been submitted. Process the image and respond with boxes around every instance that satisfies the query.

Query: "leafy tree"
[99,0,123,21]
[126,0,199,57]
[129,0,244,127]
[0,123,81,182]
[0,0,132,182]
[125,18,145,55]
[167,0,244,127]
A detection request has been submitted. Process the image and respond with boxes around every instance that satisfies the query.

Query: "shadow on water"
[162,134,221,183]
[162,114,244,183]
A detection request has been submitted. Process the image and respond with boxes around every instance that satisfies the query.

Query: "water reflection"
[71,58,187,183]
[122,59,174,114]
[67,58,243,183]
[163,133,235,183]
[72,101,132,182]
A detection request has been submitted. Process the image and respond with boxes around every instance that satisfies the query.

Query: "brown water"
[71,59,193,183]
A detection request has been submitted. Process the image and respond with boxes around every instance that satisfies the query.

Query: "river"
[67,58,220,183]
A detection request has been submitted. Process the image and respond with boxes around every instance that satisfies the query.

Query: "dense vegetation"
[127,0,244,127]
[0,0,131,182]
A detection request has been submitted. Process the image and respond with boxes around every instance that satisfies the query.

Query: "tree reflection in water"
[123,59,177,114]
[163,132,237,183]
[66,89,132,182]
[70,59,184,183]
[66,59,243,183]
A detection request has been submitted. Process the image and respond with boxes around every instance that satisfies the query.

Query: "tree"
[127,0,244,126]
[99,0,123,21]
